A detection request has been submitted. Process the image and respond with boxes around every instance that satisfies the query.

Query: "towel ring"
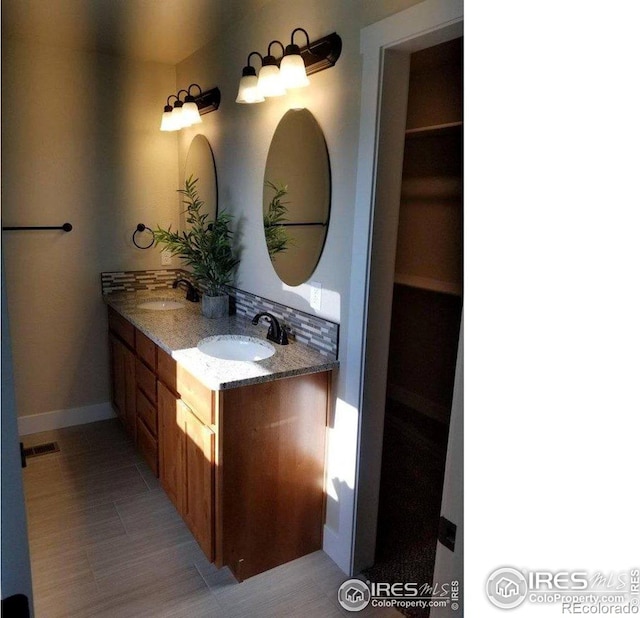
[133,223,155,249]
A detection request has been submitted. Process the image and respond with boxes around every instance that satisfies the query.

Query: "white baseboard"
[18,402,116,436]
[387,384,450,425]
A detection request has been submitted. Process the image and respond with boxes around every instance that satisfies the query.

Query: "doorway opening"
[362,37,462,603]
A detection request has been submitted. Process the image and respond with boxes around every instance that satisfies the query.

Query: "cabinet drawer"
[136,358,156,404]
[136,417,158,477]
[157,347,177,393]
[177,365,216,426]
[135,330,157,371]
[136,389,157,436]
[108,307,135,348]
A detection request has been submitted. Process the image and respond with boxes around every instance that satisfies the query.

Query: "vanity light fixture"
[181,84,205,126]
[160,84,221,131]
[279,28,311,89]
[170,90,187,128]
[235,52,266,104]
[160,95,180,131]
[236,29,342,105]
[257,41,287,98]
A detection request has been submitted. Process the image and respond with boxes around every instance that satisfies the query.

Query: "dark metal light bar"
[194,87,221,115]
[297,32,342,75]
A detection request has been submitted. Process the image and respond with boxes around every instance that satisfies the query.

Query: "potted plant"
[154,175,239,318]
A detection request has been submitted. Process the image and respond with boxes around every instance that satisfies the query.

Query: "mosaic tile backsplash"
[230,288,339,359]
[101,269,339,359]
[101,269,182,293]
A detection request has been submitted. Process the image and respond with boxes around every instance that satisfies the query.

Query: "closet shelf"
[394,273,462,296]
[405,121,462,137]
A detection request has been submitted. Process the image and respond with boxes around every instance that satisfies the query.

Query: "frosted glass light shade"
[280,53,309,89]
[257,64,286,97]
[160,110,177,131]
[236,74,265,104]
[171,105,185,129]
[181,101,202,125]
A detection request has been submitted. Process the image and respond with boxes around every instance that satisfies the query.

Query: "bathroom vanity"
[106,291,337,581]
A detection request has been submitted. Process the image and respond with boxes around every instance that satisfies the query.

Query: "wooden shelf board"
[405,121,463,137]
[394,273,462,296]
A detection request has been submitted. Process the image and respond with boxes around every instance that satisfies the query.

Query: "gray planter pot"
[201,294,229,319]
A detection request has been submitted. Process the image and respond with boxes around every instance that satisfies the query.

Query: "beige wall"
[174,0,427,329]
[1,39,179,418]
[175,0,426,324]
[357,0,430,27]
[176,1,362,326]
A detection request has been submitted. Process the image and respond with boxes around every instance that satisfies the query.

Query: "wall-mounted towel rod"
[279,221,327,227]
[2,223,73,232]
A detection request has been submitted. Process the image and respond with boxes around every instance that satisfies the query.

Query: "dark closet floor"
[363,399,449,617]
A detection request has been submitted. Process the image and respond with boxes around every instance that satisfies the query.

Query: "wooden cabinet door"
[123,345,137,438]
[221,371,329,580]
[110,334,136,435]
[110,334,126,424]
[158,381,184,513]
[183,406,215,562]
[136,416,158,477]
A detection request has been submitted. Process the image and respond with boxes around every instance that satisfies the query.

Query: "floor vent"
[23,442,60,458]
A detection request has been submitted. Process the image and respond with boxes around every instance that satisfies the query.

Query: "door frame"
[348,0,463,573]
[1,252,34,609]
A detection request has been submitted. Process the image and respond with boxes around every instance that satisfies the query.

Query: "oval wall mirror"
[263,108,331,287]
[182,134,217,229]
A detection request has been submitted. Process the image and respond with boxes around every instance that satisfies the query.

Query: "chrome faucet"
[172,278,200,302]
[252,312,289,345]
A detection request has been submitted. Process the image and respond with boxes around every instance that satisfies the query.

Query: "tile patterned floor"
[21,419,399,618]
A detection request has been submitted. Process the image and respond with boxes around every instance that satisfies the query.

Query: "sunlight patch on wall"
[324,396,359,531]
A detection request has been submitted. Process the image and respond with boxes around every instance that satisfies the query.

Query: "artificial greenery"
[263,180,293,261]
[154,175,239,296]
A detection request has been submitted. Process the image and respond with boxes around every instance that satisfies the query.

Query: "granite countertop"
[104,289,338,391]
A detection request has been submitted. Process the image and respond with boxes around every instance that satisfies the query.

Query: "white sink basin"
[197,335,275,362]
[137,299,186,311]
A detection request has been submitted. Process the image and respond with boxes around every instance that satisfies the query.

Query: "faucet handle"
[277,326,289,346]
[282,324,295,342]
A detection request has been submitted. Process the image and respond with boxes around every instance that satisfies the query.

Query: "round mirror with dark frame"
[181,134,218,230]
[263,108,331,287]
